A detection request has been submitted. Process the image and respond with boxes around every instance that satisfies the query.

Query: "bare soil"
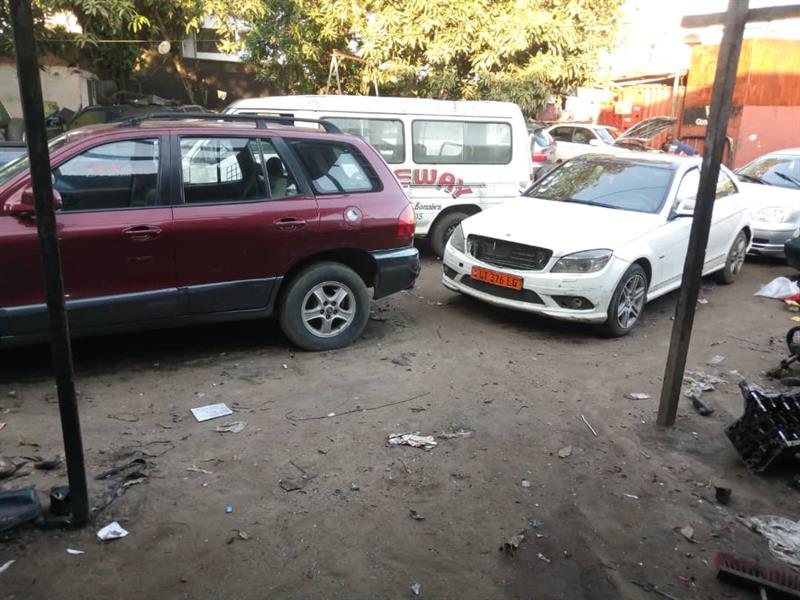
[1,253,799,600]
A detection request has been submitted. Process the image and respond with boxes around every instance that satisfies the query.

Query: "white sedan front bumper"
[442,244,629,324]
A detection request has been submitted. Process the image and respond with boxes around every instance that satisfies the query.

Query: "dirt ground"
[2,251,800,599]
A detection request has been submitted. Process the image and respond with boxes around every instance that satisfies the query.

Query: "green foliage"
[244,0,625,114]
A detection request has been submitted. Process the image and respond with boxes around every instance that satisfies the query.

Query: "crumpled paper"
[97,521,129,542]
[745,515,800,569]
[388,432,437,450]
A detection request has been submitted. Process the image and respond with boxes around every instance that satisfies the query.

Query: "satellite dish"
[157,41,171,55]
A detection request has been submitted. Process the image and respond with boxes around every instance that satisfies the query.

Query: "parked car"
[225,95,533,257]
[442,153,751,336]
[0,142,25,168]
[527,122,556,179]
[68,100,212,130]
[0,114,420,351]
[545,117,675,162]
[736,148,800,257]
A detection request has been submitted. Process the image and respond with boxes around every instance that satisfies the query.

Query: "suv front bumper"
[371,247,421,299]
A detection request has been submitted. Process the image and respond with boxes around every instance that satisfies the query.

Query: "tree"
[243,0,624,115]
[0,0,265,103]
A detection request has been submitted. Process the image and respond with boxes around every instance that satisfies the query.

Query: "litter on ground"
[388,432,437,450]
[190,403,233,422]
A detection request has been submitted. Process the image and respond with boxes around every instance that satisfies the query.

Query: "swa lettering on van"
[393,169,474,199]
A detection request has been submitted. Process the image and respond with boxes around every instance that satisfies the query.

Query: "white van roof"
[227,95,523,119]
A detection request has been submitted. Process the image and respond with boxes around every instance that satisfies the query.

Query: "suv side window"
[572,128,594,144]
[716,170,737,199]
[549,126,573,143]
[260,139,300,199]
[290,140,381,195]
[54,138,160,212]
[180,137,267,204]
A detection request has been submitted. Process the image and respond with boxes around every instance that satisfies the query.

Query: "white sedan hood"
[738,181,800,210]
[462,197,663,257]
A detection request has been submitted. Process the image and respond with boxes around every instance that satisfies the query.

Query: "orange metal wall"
[598,84,681,133]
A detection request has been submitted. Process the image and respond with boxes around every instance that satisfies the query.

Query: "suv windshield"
[524,156,674,214]
[0,134,72,187]
[737,155,800,189]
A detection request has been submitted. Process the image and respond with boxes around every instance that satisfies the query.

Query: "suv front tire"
[279,262,370,351]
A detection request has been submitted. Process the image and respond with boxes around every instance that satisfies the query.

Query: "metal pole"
[656,0,749,427]
[10,0,89,525]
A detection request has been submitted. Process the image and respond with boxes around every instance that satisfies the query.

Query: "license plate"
[471,266,522,290]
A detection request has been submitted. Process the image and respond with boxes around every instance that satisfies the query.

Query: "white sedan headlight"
[755,207,799,223]
[448,224,466,253]
[551,249,613,273]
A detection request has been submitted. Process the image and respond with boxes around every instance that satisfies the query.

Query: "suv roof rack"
[133,112,342,133]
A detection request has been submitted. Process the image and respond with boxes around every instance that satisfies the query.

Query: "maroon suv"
[0,114,419,351]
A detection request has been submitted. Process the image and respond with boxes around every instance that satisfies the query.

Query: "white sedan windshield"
[525,156,675,214]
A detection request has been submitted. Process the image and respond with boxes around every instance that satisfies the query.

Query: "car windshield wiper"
[566,198,623,210]
[737,173,770,185]
[775,171,800,189]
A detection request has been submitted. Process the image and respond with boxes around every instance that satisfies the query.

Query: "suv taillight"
[397,203,416,244]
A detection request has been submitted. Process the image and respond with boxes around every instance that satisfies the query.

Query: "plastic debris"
[755,277,800,299]
[0,560,14,574]
[97,521,128,541]
[623,493,639,500]
[237,530,250,541]
[66,548,85,555]
[191,403,233,422]
[437,428,474,439]
[558,446,573,459]
[625,393,652,400]
[409,509,425,521]
[501,531,525,555]
[745,515,800,569]
[214,421,246,434]
[580,414,598,437]
[528,518,544,529]
[388,432,437,450]
[226,505,233,514]
[410,582,422,596]
[708,355,725,366]
[521,479,531,488]
[685,385,715,416]
[537,552,551,564]
[679,526,695,541]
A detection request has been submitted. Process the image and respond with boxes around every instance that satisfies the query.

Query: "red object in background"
[532,151,549,162]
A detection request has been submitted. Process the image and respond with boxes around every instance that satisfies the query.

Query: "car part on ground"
[726,380,800,472]
[442,153,751,335]
[0,114,419,351]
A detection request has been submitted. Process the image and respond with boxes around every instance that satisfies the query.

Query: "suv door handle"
[122,225,162,241]
[273,217,306,231]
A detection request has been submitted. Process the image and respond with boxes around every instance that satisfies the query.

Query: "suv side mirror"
[3,186,62,217]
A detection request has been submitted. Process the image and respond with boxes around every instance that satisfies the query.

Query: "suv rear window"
[290,140,381,195]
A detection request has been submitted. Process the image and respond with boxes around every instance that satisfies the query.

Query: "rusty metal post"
[657,0,749,427]
[10,0,89,525]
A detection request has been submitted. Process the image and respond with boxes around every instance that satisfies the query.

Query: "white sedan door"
[706,170,745,266]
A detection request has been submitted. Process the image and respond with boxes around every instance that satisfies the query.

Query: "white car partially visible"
[442,153,752,335]
[736,148,800,257]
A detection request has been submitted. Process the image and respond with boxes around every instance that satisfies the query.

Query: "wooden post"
[656,0,749,427]
[9,0,89,525]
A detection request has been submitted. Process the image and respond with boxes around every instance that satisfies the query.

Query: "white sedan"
[442,153,752,335]
[736,148,800,257]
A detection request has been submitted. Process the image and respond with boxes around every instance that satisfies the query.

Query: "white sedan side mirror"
[588,139,601,147]
[674,198,695,217]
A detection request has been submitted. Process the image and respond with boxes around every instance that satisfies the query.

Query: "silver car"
[736,148,800,257]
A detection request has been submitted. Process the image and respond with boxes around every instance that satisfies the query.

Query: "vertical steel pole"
[657,0,749,427]
[9,0,89,525]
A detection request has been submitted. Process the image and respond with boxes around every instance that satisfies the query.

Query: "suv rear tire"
[279,262,370,351]
[430,211,469,258]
